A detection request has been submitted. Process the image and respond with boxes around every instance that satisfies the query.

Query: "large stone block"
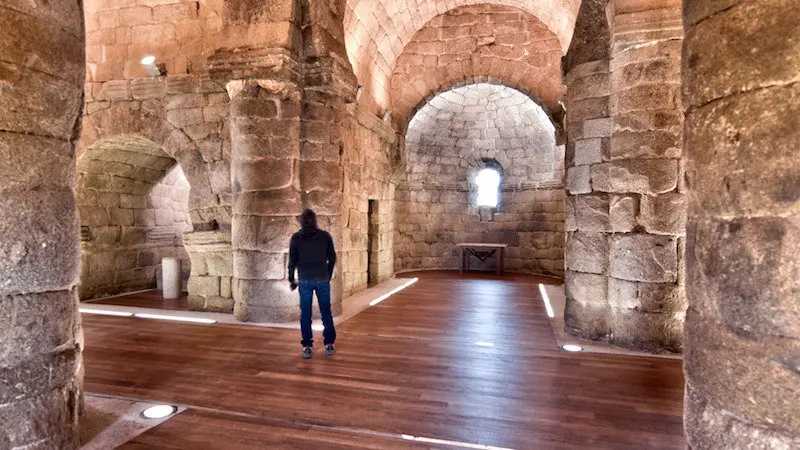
[610,130,681,159]
[686,215,800,338]
[187,275,220,296]
[232,188,301,216]
[233,250,285,280]
[591,159,678,194]
[0,190,79,296]
[565,232,608,274]
[684,82,800,218]
[609,234,678,282]
[574,194,610,232]
[564,271,609,339]
[639,193,685,235]
[684,310,800,435]
[232,158,294,192]
[608,307,682,353]
[608,277,685,314]
[609,194,637,232]
[566,165,591,194]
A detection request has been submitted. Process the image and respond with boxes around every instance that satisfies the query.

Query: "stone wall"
[79,157,192,299]
[390,4,564,121]
[84,0,223,81]
[185,230,233,312]
[563,1,685,353]
[682,0,800,447]
[340,104,400,296]
[395,83,565,276]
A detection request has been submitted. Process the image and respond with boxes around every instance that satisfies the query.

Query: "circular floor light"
[561,344,583,352]
[141,404,177,419]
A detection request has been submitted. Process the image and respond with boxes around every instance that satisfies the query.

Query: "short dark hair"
[299,209,317,229]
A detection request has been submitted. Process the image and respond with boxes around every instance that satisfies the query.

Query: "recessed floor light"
[562,344,583,352]
[141,404,177,419]
[311,324,324,331]
[475,341,494,347]
[368,278,419,306]
[134,313,216,324]
[79,308,133,317]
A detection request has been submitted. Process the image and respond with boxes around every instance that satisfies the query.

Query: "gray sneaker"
[302,347,312,359]
[325,344,335,356]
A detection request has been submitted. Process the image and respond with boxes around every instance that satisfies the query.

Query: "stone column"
[228,78,303,322]
[683,0,800,447]
[563,0,686,354]
[563,0,614,343]
[0,1,84,448]
[300,60,357,317]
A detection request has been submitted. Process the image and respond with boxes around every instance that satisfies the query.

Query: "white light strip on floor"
[311,324,324,331]
[475,341,495,347]
[368,278,419,306]
[134,313,216,324]
[401,434,513,450]
[79,308,134,317]
[538,284,555,318]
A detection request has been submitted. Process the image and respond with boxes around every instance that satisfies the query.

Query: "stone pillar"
[563,0,615,343]
[300,60,357,317]
[0,1,84,448]
[228,79,303,322]
[563,0,686,354]
[683,0,800,447]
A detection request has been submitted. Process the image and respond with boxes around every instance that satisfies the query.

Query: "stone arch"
[390,4,566,126]
[80,99,227,231]
[344,0,579,113]
[396,82,565,275]
[76,135,193,299]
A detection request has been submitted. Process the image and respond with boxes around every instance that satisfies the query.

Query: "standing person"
[288,209,337,359]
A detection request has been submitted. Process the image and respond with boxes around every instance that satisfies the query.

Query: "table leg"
[496,248,501,276]
[466,250,470,272]
[459,247,464,275]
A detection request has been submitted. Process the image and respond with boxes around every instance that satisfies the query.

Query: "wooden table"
[457,243,508,276]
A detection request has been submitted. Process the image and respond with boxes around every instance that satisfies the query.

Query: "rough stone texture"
[563,4,685,354]
[683,0,800,446]
[345,0,580,116]
[185,231,234,313]
[395,84,564,277]
[78,143,192,299]
[0,0,84,447]
[390,4,565,123]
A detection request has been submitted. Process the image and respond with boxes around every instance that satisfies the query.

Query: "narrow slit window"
[475,168,501,208]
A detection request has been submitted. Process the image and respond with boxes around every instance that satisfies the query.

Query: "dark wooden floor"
[84,290,189,310]
[82,271,686,449]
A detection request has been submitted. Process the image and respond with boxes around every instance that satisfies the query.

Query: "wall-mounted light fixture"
[382,110,391,122]
[141,55,166,77]
[355,85,364,101]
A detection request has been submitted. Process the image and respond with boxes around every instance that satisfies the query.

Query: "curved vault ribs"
[344,0,581,112]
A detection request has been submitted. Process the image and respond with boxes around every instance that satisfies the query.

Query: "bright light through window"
[475,168,500,207]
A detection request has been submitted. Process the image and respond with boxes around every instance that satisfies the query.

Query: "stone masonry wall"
[79,159,192,299]
[340,103,400,297]
[395,83,565,276]
[84,0,224,81]
[563,3,685,353]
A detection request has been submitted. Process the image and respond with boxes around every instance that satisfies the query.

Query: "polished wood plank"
[82,271,685,449]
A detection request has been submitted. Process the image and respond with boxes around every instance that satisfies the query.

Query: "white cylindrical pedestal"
[162,257,181,299]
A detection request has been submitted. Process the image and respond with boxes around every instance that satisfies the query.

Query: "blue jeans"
[298,280,336,347]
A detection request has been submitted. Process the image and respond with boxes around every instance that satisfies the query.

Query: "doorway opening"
[368,199,379,286]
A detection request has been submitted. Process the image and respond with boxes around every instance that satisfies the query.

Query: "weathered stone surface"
[609,234,677,282]
[608,277,685,314]
[608,307,682,353]
[565,232,608,274]
[610,130,680,159]
[686,216,800,338]
[573,138,603,165]
[592,159,678,194]
[609,194,637,232]
[684,82,800,218]
[233,250,285,280]
[564,270,609,339]
[574,194,610,232]
[639,193,685,235]
[567,166,591,194]
[684,310,800,435]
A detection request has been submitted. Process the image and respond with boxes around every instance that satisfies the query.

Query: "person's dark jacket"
[288,226,336,283]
